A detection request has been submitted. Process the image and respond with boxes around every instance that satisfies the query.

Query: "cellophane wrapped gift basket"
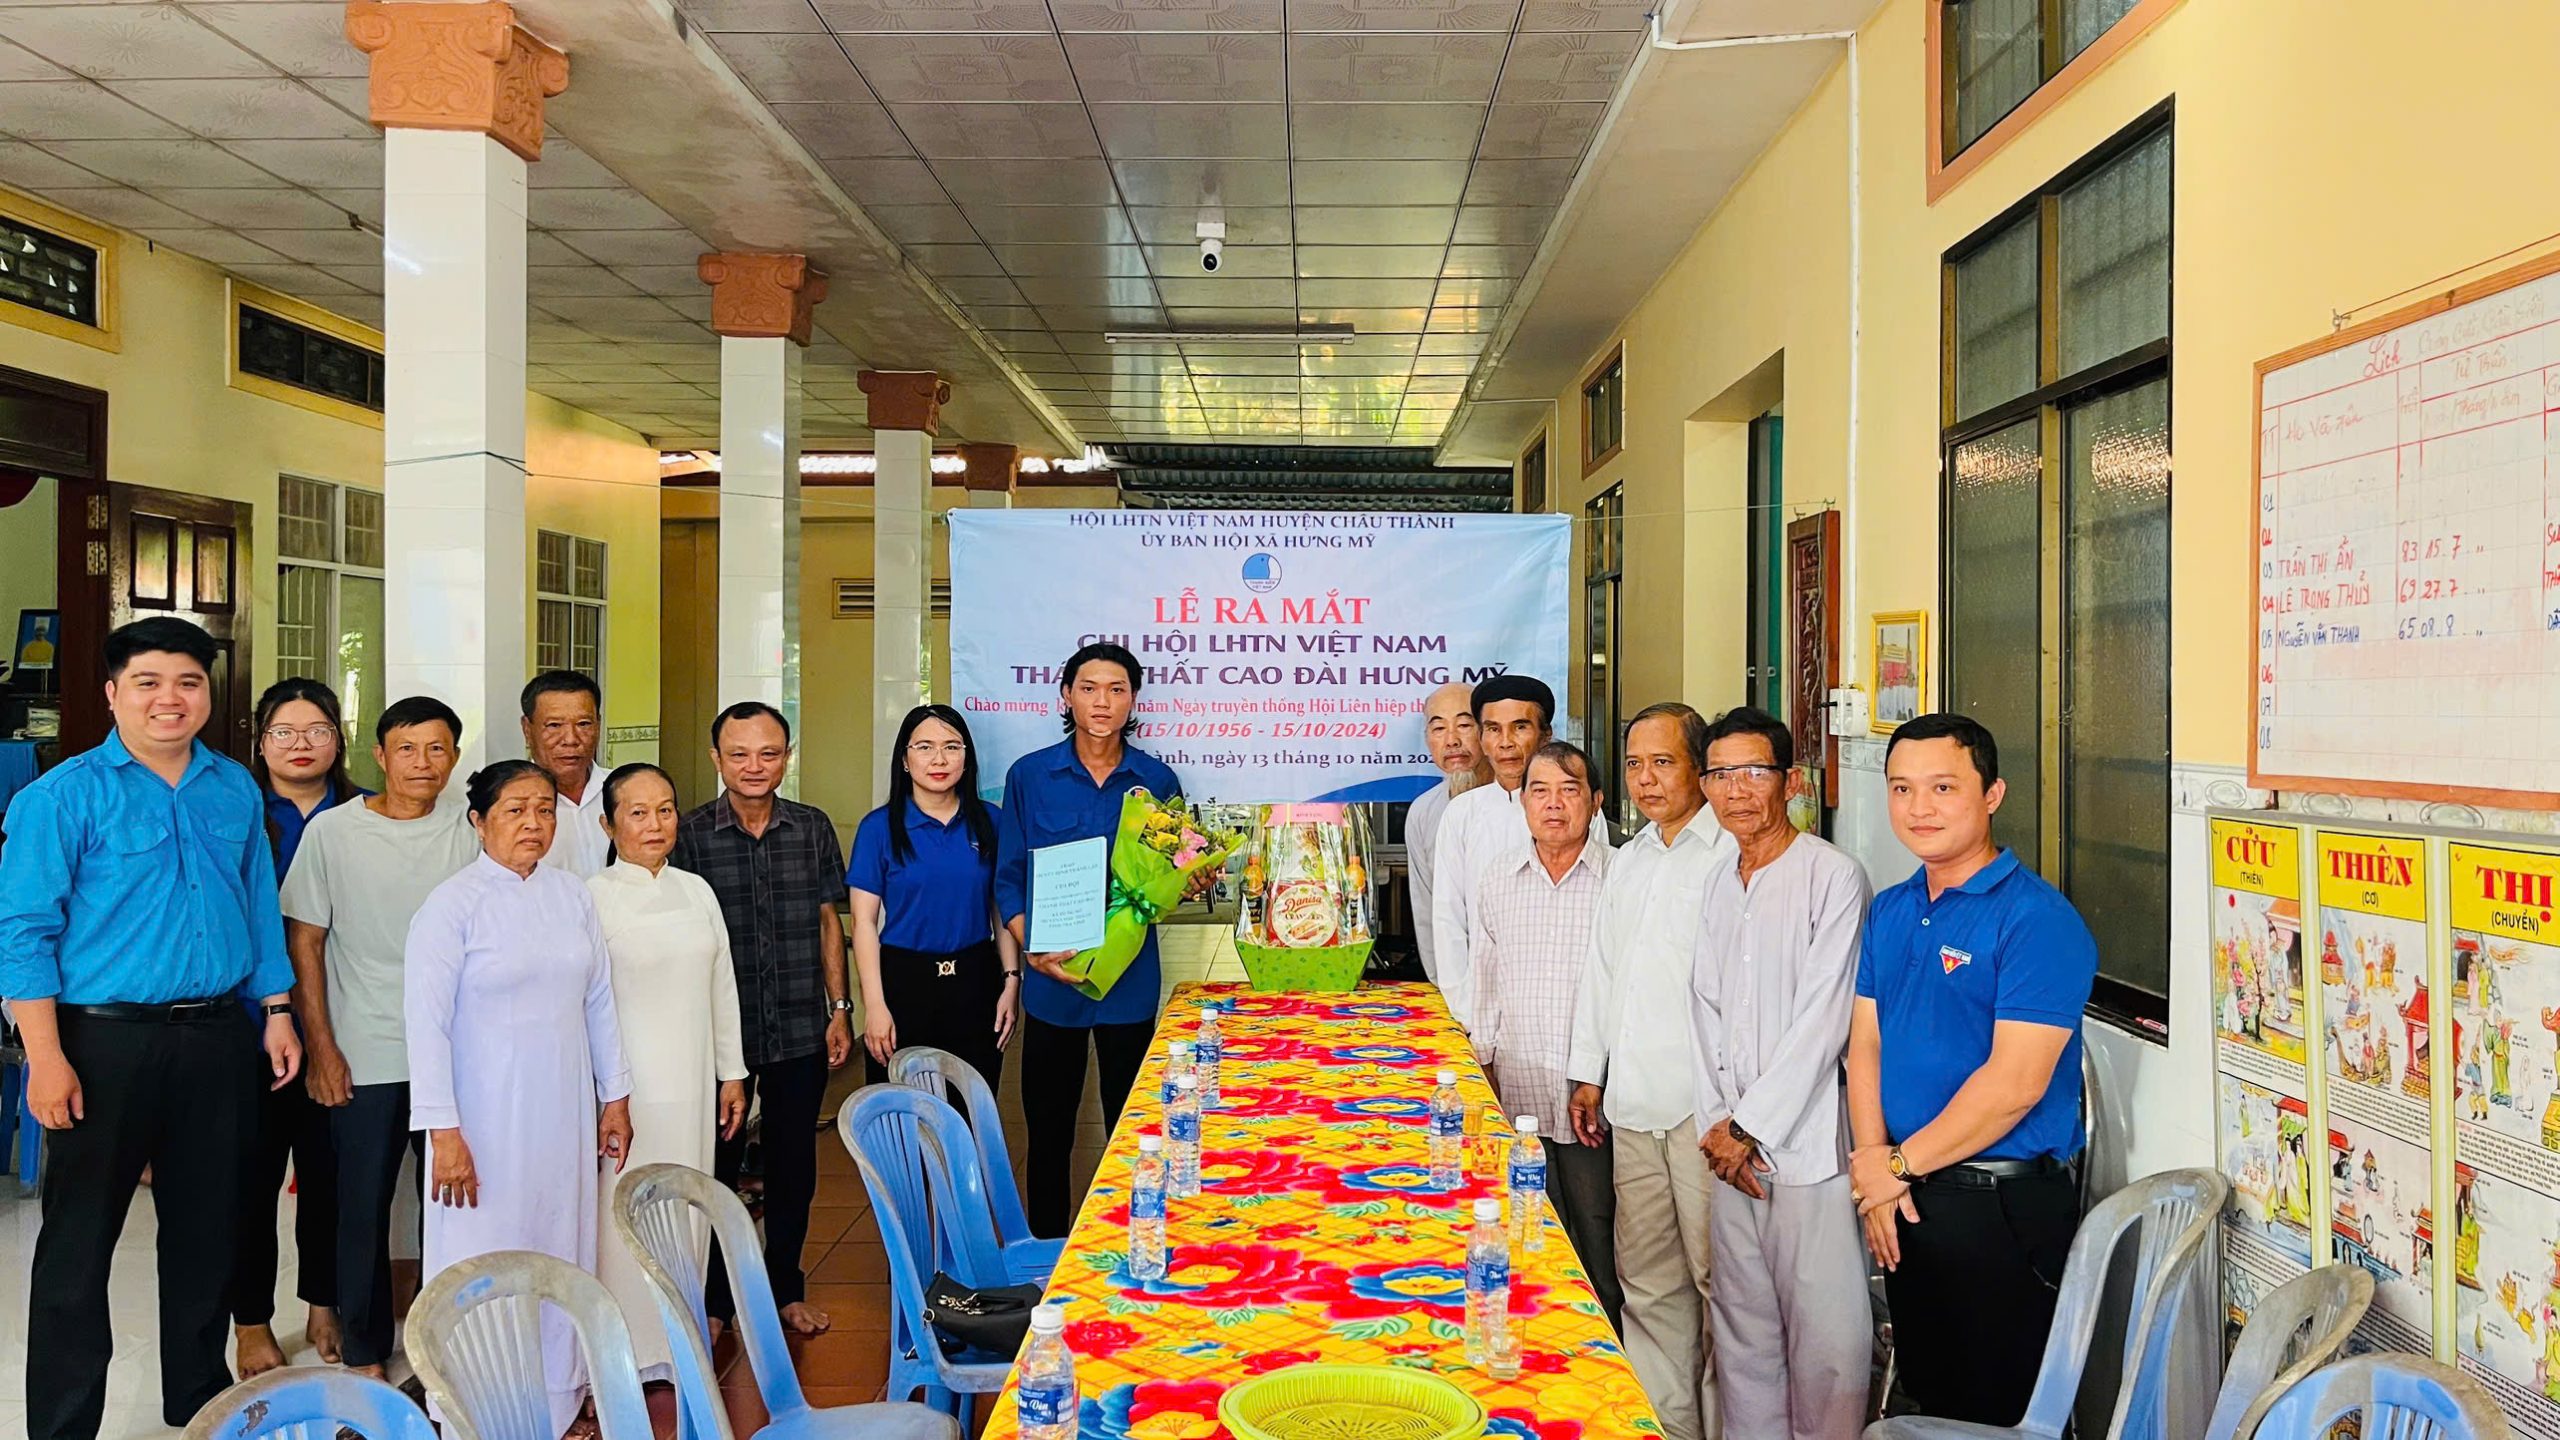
[1233,803,1376,992]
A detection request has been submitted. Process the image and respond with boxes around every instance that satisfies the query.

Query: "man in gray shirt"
[283,696,480,1380]
[1688,706,1871,1440]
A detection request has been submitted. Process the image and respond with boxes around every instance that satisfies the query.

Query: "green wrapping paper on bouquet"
[1053,788,1242,1002]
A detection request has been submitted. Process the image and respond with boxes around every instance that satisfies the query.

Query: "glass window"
[0,213,100,327]
[1942,420,2044,869]
[337,574,384,779]
[2064,377,2170,1005]
[276,475,386,789]
[280,476,335,563]
[537,530,572,595]
[1582,486,1624,822]
[536,529,608,683]
[1583,354,1623,467]
[1745,413,1786,713]
[343,487,384,570]
[2057,126,2171,377]
[1946,0,2041,156]
[277,563,328,684]
[2063,0,2139,60]
[1519,434,1548,514]
[573,537,606,601]
[238,307,385,413]
[537,599,572,673]
[1952,215,2039,422]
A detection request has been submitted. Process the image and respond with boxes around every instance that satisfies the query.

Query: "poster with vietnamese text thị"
[2214,817,2315,1328]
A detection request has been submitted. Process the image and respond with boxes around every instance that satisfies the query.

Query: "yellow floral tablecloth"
[981,981,1664,1440]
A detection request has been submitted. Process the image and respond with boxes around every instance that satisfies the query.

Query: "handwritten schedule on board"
[2254,260,2560,805]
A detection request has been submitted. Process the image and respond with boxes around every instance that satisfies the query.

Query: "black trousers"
[28,1007,255,1440]
[1020,1012,1156,1238]
[1543,1134,1624,1332]
[708,1049,830,1319]
[1883,1165,2079,1425]
[228,1052,338,1327]
[329,1082,420,1369]
[861,941,1007,1092]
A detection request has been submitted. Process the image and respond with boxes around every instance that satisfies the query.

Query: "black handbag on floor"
[922,1271,1044,1355]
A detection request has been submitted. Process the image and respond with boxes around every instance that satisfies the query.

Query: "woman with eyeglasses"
[231,678,362,1374]
[847,704,1019,1088]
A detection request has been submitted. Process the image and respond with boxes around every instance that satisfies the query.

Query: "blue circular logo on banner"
[1242,553,1281,592]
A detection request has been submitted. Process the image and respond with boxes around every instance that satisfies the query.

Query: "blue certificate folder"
[1028,836,1110,953]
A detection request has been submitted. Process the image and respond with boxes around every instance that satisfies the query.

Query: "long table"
[982,980,1663,1439]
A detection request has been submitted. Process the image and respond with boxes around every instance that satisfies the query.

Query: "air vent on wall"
[835,579,952,618]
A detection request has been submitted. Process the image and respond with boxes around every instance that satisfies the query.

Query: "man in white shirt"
[1432,674,1608,1030]
[522,670,610,876]
[1689,706,1872,1440]
[1567,702,1734,1440]
[1406,680,1482,983]
[1472,741,1622,1327]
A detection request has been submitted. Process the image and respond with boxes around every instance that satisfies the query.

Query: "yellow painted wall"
[0,476,58,657]
[0,189,661,747]
[1561,0,2560,765]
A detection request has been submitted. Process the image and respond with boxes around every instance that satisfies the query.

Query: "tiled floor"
[0,1051,1117,1440]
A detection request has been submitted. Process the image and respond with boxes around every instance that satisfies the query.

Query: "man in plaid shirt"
[1471,739,1623,1328]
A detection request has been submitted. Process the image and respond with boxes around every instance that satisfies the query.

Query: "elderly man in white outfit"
[1568,702,1733,1440]
[1688,706,1872,1440]
[1406,681,1482,985]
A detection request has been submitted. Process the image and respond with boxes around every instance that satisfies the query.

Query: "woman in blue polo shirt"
[848,703,1020,1088]
[234,677,366,1375]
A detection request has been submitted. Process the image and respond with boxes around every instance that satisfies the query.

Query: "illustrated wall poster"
[2314,830,2440,1355]
[2214,819,2311,1090]
[1868,610,1924,734]
[2450,841,2560,1432]
[2213,817,2315,1332]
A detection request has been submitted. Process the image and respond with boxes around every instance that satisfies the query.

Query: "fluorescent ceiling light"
[1104,327,1357,346]
[660,447,1108,476]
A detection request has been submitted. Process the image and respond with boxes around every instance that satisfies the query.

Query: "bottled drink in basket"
[1018,1302,1080,1440]
[1128,1134,1167,1281]
[1429,1070,1464,1188]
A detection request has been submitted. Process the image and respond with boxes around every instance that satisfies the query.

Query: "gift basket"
[1053,788,1243,1001]
[1233,803,1376,992]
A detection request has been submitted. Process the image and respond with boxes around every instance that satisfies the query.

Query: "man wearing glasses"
[1565,701,1732,1440]
[1687,705,1873,1440]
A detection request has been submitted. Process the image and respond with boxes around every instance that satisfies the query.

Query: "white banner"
[948,510,1571,803]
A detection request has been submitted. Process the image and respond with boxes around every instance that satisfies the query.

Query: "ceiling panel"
[1109,157,1289,207]
[1143,240,1289,277]
[1285,0,1523,30]
[708,33,871,103]
[1,84,188,140]
[1294,244,1445,277]
[1127,205,1289,243]
[959,204,1137,245]
[819,156,952,206]
[1476,100,1604,158]
[1052,0,1286,31]
[1088,102,1288,159]
[1290,102,1484,161]
[118,77,372,138]
[838,33,1081,102]
[1286,34,1505,104]
[1291,205,1453,245]
[935,158,1120,208]
[3,6,275,79]
[890,101,1098,158]
[1061,33,1286,102]
[767,100,914,158]
[817,0,1058,33]
[1492,31,1640,103]
[1291,159,1467,206]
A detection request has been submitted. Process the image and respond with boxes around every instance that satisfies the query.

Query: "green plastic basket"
[1218,1364,1485,1440]
[1235,940,1373,992]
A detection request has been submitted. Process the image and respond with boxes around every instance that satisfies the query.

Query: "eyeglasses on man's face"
[1702,764,1783,787]
[262,724,338,747]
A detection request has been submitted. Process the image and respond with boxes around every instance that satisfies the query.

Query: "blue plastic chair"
[407,1250,656,1440]
[837,1086,1017,1419]
[609,1163,962,1440]
[184,1367,438,1440]
[2248,1353,2505,1439]
[888,1045,1061,1284]
[1866,1167,2229,1440]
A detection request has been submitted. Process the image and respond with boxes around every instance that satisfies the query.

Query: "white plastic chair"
[2247,1352,2506,1439]
[610,1162,963,1440]
[406,1250,655,1440]
[185,1367,438,1440]
[1866,1167,2230,1440]
[2202,1266,2372,1440]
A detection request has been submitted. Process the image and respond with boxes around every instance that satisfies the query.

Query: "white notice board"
[2253,254,2560,809]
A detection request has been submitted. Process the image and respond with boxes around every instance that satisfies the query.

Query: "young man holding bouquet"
[997,641,1211,1236]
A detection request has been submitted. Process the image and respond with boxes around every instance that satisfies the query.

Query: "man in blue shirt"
[0,618,302,1440]
[1847,713,2095,1427]
[997,640,1197,1237]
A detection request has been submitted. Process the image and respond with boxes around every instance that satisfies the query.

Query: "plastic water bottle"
[1128,1134,1168,1281]
[1508,1115,1546,1253]
[1159,1039,1195,1106]
[1167,1073,1202,1199]
[1465,1197,1511,1372]
[1017,1302,1079,1440]
[1429,1069,1464,1189]
[1195,1002,1223,1109]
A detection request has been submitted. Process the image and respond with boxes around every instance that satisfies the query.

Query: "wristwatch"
[1887,1145,1917,1182]
[262,1002,294,1018]
[1725,1118,1757,1148]
[830,997,854,1015]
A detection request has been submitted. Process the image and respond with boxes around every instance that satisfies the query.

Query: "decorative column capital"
[344,1,567,163]
[698,253,831,346]
[958,442,1019,494]
[859,370,950,436]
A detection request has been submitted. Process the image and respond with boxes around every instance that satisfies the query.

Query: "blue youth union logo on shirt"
[1940,945,1973,975]
[1242,553,1281,592]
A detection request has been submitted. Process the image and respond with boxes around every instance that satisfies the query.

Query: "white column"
[871,427,931,805]
[717,335,803,741]
[382,127,529,774]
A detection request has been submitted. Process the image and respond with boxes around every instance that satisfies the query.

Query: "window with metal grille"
[239,305,384,412]
[0,215,98,327]
[536,530,607,680]
[1940,110,2171,1031]
[276,475,387,788]
[1941,0,2149,162]
[833,579,953,618]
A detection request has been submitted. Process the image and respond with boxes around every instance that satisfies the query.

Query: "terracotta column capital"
[344,1,566,163]
[859,371,951,436]
[958,442,1019,494]
[698,253,830,346]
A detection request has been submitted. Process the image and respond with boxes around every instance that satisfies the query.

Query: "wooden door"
[106,484,253,764]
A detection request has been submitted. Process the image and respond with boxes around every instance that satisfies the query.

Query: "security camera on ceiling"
[1196,219,1225,273]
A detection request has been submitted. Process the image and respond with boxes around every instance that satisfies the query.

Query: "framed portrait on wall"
[14,609,60,673]
[1869,610,1926,734]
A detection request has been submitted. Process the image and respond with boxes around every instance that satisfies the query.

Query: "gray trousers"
[1613,1119,1719,1440]
[1707,1171,1871,1440]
